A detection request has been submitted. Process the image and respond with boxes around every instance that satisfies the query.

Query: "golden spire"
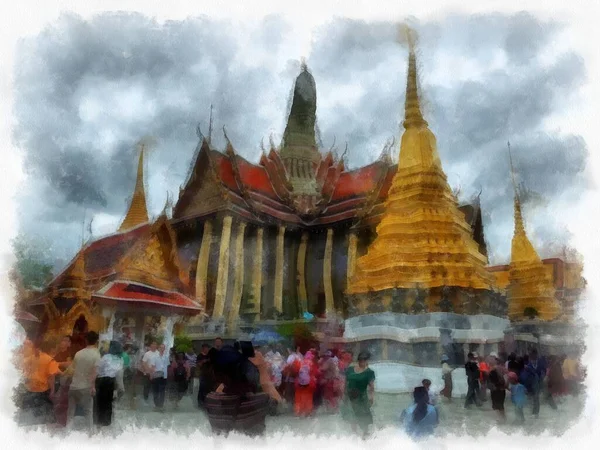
[119,145,149,232]
[507,142,560,321]
[402,27,427,130]
[347,27,494,294]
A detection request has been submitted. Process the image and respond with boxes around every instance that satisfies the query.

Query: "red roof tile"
[212,152,239,193]
[331,162,387,201]
[93,281,201,312]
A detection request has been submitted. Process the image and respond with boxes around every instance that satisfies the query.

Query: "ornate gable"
[117,217,185,293]
[173,139,229,220]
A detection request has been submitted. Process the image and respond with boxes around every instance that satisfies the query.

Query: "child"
[508,372,525,424]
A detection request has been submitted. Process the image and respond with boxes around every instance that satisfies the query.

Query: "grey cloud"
[12,11,589,268]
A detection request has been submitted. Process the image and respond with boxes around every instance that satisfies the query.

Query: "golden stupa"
[119,145,149,232]
[507,144,561,321]
[348,28,495,294]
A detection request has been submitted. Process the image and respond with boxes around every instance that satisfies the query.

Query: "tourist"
[52,336,74,426]
[422,379,438,406]
[185,348,197,395]
[170,352,190,409]
[67,331,100,432]
[464,352,482,408]
[440,355,453,401]
[488,354,507,422]
[141,341,159,405]
[401,386,438,438]
[53,336,73,371]
[478,355,490,402]
[508,372,526,424]
[341,351,376,438]
[131,344,147,408]
[95,340,124,426]
[293,350,318,417]
[545,355,563,407]
[21,339,61,423]
[197,344,213,408]
[562,352,581,396]
[213,337,223,351]
[248,343,283,406]
[320,350,341,412]
[524,349,547,417]
[151,344,169,412]
[506,353,518,373]
[282,346,303,407]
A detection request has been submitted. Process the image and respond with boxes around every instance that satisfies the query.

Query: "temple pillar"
[324,228,335,314]
[195,220,213,308]
[274,225,286,313]
[381,339,389,361]
[213,216,233,319]
[347,232,358,286]
[297,232,309,313]
[250,227,264,318]
[227,221,247,330]
[133,313,146,346]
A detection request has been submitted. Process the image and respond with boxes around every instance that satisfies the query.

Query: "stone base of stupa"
[339,312,510,368]
[505,319,585,356]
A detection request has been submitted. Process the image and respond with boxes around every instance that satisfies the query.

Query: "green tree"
[174,334,193,353]
[11,234,54,290]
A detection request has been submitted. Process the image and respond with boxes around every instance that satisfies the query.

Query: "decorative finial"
[208,104,214,145]
[301,57,307,72]
[329,134,337,153]
[269,133,276,150]
[196,123,203,140]
[222,125,230,145]
[260,137,265,153]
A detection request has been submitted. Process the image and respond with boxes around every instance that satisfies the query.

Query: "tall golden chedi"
[347,27,496,310]
[507,143,561,321]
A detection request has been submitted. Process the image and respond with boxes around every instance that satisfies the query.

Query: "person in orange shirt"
[21,339,61,422]
[478,355,490,402]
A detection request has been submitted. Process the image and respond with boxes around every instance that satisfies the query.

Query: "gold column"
[251,227,264,317]
[297,232,309,313]
[324,228,335,314]
[213,216,233,319]
[227,222,246,328]
[274,225,286,313]
[347,232,358,287]
[195,220,213,309]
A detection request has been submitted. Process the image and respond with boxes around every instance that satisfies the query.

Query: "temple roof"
[172,136,486,246]
[37,217,200,314]
[93,281,201,312]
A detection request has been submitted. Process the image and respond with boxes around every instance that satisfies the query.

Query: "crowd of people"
[15,333,585,438]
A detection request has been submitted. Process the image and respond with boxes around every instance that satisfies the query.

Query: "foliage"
[11,234,54,290]
[275,322,316,354]
[174,334,193,353]
[524,307,539,319]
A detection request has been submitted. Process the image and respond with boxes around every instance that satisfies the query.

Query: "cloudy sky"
[11,11,590,271]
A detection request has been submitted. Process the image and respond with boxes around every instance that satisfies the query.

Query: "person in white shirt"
[141,341,159,404]
[95,341,124,426]
[67,331,100,432]
[150,344,169,411]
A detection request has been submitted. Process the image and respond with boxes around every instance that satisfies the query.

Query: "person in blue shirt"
[401,386,438,438]
[508,371,526,424]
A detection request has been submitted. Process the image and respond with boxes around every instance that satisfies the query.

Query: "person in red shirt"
[478,355,490,402]
[293,351,318,417]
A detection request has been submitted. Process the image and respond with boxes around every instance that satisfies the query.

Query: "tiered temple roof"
[347,30,495,293]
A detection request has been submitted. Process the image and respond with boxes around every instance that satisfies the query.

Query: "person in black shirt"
[464,352,482,408]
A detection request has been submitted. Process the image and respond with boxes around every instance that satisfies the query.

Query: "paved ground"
[17,386,585,438]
